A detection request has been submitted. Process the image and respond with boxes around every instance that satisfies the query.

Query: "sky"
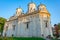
[0,0,60,26]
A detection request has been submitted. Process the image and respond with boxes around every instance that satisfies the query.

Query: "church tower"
[16,7,23,16]
[28,2,36,13]
[38,4,53,37]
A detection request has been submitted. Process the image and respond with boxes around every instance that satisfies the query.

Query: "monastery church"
[3,2,53,38]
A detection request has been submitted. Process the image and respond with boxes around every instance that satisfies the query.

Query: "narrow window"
[6,26,8,31]
[13,25,15,30]
[27,23,28,29]
[12,34,14,37]
[5,33,6,37]
[30,8,32,12]
[44,20,48,27]
[46,22,47,27]
[34,9,35,11]
[26,22,29,29]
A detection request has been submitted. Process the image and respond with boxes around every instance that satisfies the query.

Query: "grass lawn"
[0,37,45,40]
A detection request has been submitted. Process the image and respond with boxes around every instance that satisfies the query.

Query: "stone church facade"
[3,2,53,38]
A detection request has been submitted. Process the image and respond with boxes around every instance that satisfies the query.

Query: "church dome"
[28,2,36,10]
[28,2,36,8]
[38,4,46,11]
[16,8,22,13]
[28,2,36,13]
[38,4,50,17]
[16,7,23,16]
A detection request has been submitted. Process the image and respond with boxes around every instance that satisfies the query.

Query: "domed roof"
[39,4,46,9]
[28,2,36,7]
[40,4,46,6]
[16,7,23,13]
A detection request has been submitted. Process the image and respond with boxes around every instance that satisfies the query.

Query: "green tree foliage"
[57,23,60,30]
[0,17,6,34]
[54,23,60,38]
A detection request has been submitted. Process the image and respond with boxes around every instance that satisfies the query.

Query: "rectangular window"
[6,26,8,31]
[26,22,30,29]
[44,20,48,27]
[46,22,47,27]
[27,23,29,29]
[13,25,15,30]
[24,22,30,29]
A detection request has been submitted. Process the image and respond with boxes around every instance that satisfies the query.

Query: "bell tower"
[38,4,53,37]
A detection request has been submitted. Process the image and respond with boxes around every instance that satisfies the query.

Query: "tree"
[54,24,59,38]
[58,23,60,30]
[53,23,60,38]
[0,17,6,36]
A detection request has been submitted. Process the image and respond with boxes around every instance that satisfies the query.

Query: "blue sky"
[0,0,60,26]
